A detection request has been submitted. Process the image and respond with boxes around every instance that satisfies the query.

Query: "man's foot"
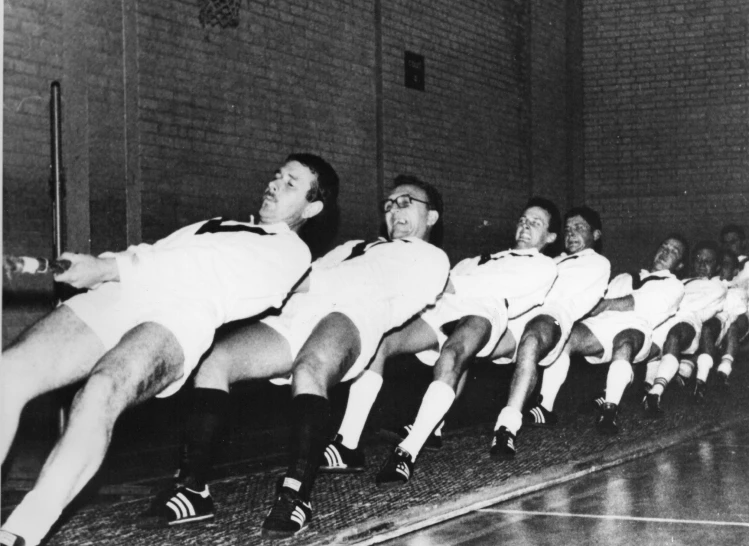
[715,371,730,389]
[319,434,366,473]
[379,424,443,451]
[0,530,25,546]
[141,485,214,526]
[261,487,312,538]
[139,478,186,518]
[596,403,620,435]
[577,392,606,415]
[523,404,558,428]
[643,393,664,418]
[489,426,516,459]
[694,379,707,404]
[673,373,688,389]
[375,447,415,488]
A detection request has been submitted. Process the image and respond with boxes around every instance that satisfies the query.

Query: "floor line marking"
[478,508,749,528]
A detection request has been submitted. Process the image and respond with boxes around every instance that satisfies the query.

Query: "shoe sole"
[136,513,215,530]
[378,429,442,451]
[318,465,366,474]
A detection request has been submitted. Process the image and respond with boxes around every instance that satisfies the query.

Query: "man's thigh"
[568,322,605,358]
[89,322,185,409]
[198,321,294,385]
[1,306,106,395]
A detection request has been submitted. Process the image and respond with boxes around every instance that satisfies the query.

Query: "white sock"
[605,359,633,405]
[717,354,734,377]
[539,352,571,411]
[337,370,383,449]
[399,381,455,459]
[2,490,63,546]
[695,353,713,383]
[650,354,679,396]
[645,359,660,386]
[494,406,523,436]
[678,359,695,380]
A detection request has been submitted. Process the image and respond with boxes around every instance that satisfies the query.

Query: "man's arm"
[587,294,635,316]
[54,253,119,289]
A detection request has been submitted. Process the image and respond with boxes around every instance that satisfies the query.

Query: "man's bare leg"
[716,314,748,384]
[2,322,184,546]
[0,306,106,464]
[646,323,695,414]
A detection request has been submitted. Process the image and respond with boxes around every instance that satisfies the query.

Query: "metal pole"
[49,81,67,436]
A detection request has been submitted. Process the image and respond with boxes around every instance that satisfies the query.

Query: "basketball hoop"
[199,0,242,28]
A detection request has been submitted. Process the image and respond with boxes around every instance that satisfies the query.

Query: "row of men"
[0,153,747,544]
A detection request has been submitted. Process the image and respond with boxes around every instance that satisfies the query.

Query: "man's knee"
[612,329,644,359]
[521,315,561,352]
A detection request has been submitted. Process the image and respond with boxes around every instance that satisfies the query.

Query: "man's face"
[515,206,556,251]
[258,161,320,228]
[692,248,718,279]
[383,184,437,241]
[564,215,600,255]
[652,237,686,273]
[719,254,738,281]
[721,230,744,256]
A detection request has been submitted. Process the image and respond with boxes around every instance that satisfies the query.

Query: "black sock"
[179,387,230,490]
[284,393,331,501]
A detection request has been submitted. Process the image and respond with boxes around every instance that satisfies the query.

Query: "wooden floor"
[380,420,749,546]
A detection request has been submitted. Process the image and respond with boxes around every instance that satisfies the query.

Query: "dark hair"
[692,239,720,257]
[720,224,745,241]
[287,153,340,259]
[565,205,603,253]
[388,174,444,247]
[525,196,562,255]
[662,232,690,276]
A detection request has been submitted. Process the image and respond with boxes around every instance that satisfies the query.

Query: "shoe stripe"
[395,461,410,480]
[167,498,189,519]
[324,444,344,468]
[531,407,544,424]
[176,492,196,517]
[290,506,306,528]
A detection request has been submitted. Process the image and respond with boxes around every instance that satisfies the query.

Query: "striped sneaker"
[596,402,620,435]
[577,392,606,414]
[319,434,366,473]
[489,426,516,459]
[523,404,558,428]
[375,447,414,488]
[261,488,312,537]
[158,485,215,525]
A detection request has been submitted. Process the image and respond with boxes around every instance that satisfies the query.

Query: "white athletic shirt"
[449,247,557,319]
[604,269,685,329]
[546,249,610,324]
[106,217,311,325]
[720,276,749,318]
[678,277,727,323]
[306,237,450,329]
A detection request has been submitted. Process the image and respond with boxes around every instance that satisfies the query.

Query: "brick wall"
[583,0,748,272]
[3,0,576,344]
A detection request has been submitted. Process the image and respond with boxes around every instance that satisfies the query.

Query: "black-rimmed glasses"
[381,194,430,213]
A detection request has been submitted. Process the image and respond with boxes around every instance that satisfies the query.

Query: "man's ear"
[303,200,324,219]
[545,232,558,244]
[593,229,602,241]
[427,210,439,227]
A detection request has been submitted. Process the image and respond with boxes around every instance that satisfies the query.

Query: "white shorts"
[415,292,508,366]
[580,310,653,364]
[492,302,570,367]
[64,282,218,398]
[262,293,387,385]
[651,312,701,356]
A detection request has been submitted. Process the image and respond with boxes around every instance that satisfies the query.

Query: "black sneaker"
[261,487,312,537]
[694,379,707,404]
[577,392,606,415]
[139,478,185,518]
[143,485,215,526]
[523,404,558,428]
[319,434,366,473]
[375,447,415,488]
[379,424,443,451]
[643,393,664,418]
[715,371,730,389]
[489,426,516,459]
[0,530,25,546]
[596,402,620,435]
